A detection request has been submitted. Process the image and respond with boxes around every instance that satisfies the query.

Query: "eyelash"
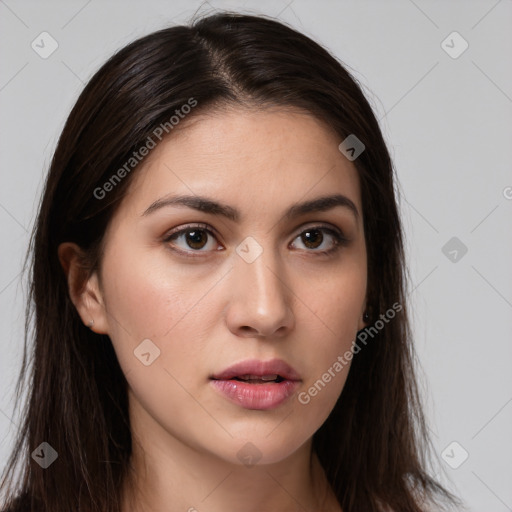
[162,223,348,258]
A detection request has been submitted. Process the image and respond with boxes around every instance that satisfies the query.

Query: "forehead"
[116,108,363,223]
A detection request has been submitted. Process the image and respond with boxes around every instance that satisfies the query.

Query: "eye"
[163,223,221,254]
[290,225,347,255]
[163,223,348,257]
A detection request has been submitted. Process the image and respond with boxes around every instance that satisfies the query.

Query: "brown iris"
[301,229,323,249]
[185,230,209,250]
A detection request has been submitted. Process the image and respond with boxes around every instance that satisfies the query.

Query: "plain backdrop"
[1,1,511,510]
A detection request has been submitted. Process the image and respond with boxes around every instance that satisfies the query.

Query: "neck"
[120,399,340,512]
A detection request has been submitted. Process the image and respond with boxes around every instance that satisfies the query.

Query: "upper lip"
[211,358,301,381]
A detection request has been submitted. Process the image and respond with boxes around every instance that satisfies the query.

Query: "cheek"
[99,242,217,374]
[298,258,366,340]
[99,247,223,440]
[288,324,355,443]
[291,260,366,410]
[294,364,351,438]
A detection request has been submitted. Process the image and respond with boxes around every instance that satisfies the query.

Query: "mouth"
[210,358,301,382]
[229,374,285,384]
[209,359,301,410]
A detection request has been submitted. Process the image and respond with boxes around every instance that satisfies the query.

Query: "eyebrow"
[142,193,359,222]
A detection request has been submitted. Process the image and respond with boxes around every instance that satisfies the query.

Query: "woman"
[0,11,460,512]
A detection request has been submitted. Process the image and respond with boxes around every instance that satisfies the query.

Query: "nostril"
[240,326,258,334]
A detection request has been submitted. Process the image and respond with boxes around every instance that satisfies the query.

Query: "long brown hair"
[0,12,460,512]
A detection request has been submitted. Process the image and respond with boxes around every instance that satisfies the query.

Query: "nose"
[224,247,295,339]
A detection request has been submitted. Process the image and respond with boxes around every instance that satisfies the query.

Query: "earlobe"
[357,308,369,332]
[57,242,109,334]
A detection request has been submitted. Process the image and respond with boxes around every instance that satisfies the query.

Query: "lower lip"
[210,379,300,410]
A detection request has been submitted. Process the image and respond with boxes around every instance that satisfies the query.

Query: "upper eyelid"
[164,222,216,240]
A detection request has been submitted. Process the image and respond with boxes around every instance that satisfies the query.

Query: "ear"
[57,242,109,334]
[357,301,369,332]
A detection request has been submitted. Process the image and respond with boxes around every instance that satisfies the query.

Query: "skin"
[59,108,368,512]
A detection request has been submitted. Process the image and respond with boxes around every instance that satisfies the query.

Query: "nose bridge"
[227,235,294,336]
[236,237,285,309]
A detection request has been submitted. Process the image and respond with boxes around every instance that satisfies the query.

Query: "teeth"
[238,374,279,381]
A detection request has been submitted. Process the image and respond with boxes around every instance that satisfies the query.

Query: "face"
[88,108,367,465]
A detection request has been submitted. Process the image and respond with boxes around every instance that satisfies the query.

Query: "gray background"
[1,1,511,510]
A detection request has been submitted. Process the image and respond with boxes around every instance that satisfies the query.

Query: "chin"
[214,426,315,467]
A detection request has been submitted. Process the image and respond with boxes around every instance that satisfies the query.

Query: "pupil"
[186,230,207,249]
[303,229,323,249]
